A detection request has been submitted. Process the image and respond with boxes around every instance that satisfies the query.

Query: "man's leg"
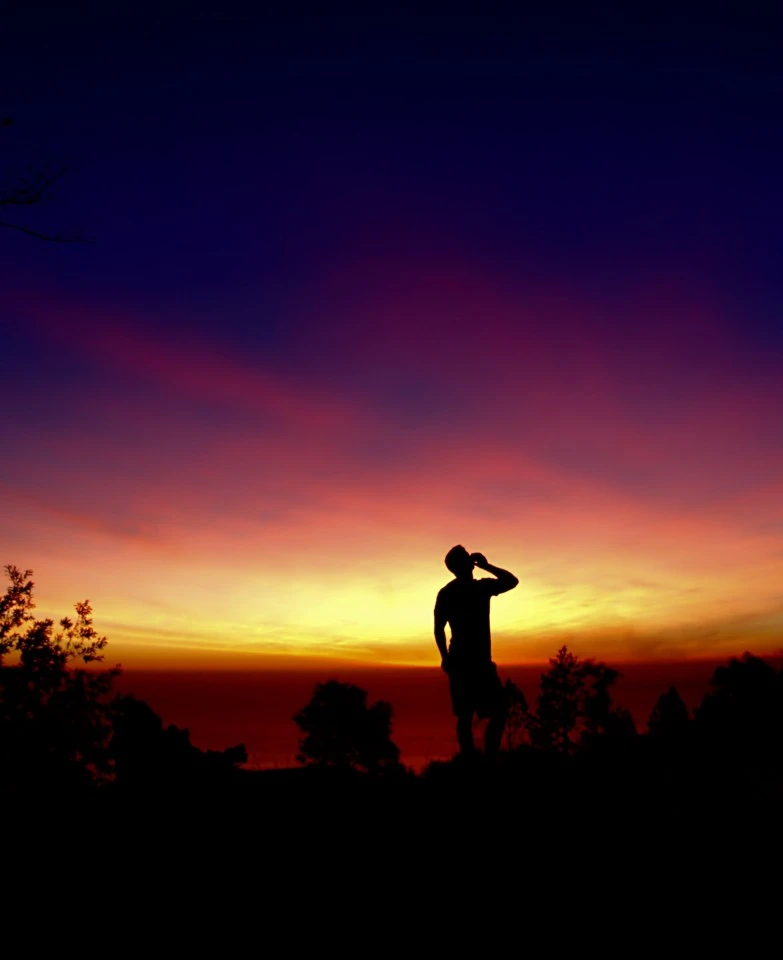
[482,662,508,760]
[456,712,476,755]
[449,666,475,756]
[484,705,507,760]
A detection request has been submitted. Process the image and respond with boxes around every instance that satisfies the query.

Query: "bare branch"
[0,123,94,241]
[0,218,93,242]
[0,169,66,207]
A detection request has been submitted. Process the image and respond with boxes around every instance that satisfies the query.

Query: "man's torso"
[435,578,493,665]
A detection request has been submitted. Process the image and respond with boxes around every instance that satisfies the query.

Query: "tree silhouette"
[503,677,529,751]
[293,680,402,775]
[527,645,631,753]
[648,686,690,740]
[694,652,783,779]
[0,564,120,790]
[528,646,581,752]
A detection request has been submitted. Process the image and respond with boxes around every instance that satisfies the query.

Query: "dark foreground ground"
[14,750,781,846]
[7,756,780,939]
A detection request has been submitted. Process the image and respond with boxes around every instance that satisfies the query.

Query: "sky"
[2,5,782,668]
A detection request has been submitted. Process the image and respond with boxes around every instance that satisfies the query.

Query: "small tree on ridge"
[293,679,401,775]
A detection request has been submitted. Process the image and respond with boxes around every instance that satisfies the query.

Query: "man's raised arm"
[471,553,519,594]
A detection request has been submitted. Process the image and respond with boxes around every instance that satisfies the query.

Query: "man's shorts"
[448,660,506,719]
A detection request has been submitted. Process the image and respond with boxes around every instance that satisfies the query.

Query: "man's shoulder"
[436,579,458,600]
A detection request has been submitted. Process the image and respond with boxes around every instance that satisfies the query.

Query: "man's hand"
[472,555,519,594]
[441,655,451,675]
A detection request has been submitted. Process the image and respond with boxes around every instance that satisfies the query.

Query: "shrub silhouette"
[111,695,247,787]
[0,564,120,791]
[293,679,401,775]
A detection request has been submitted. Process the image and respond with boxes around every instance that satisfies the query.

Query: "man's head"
[445,544,473,579]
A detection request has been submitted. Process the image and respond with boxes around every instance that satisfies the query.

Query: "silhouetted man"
[434,546,519,759]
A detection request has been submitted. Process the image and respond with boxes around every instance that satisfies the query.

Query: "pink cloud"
[13,293,368,438]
